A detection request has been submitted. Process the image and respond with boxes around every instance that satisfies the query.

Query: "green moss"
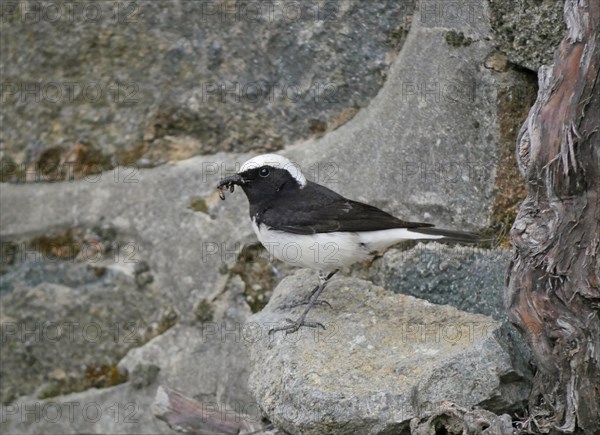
[37,381,63,400]
[445,31,473,47]
[386,23,410,51]
[189,196,209,213]
[84,364,129,389]
[194,299,214,323]
[130,364,160,389]
[116,143,148,167]
[0,155,18,183]
[230,244,279,313]
[37,147,64,177]
[95,226,117,242]
[36,365,129,400]
[156,306,178,335]
[1,386,17,405]
[0,241,18,275]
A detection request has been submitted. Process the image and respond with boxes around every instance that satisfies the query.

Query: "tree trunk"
[506,1,599,433]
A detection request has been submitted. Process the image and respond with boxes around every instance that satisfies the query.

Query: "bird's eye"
[259,168,270,177]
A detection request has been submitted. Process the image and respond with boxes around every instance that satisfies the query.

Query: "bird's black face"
[239,165,301,204]
[217,165,301,205]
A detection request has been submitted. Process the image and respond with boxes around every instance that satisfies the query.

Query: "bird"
[217,154,479,334]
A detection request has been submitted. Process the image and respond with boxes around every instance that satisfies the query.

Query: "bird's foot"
[268,317,325,335]
[280,298,333,310]
[269,269,339,336]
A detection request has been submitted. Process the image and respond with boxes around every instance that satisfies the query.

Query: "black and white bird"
[217,154,479,334]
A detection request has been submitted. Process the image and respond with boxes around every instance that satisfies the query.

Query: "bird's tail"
[407,227,480,244]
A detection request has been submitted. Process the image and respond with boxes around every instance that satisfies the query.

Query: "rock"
[0,275,257,434]
[117,276,256,409]
[0,0,538,411]
[488,0,564,71]
[0,253,173,403]
[0,0,537,319]
[1,0,413,169]
[282,0,534,231]
[0,149,295,403]
[0,384,176,435]
[130,364,161,390]
[370,243,513,320]
[485,51,509,72]
[246,270,532,435]
[0,155,254,318]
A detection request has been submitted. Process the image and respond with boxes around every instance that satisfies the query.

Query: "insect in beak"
[217,174,245,200]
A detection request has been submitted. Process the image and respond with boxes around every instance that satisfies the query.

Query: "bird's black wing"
[260,181,433,235]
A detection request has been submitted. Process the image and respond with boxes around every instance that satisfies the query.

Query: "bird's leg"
[280,269,338,310]
[312,269,338,297]
[269,269,339,335]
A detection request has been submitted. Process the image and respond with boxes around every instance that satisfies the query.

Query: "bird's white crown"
[240,154,307,188]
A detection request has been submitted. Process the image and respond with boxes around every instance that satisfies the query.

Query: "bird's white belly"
[250,218,443,271]
[251,219,369,271]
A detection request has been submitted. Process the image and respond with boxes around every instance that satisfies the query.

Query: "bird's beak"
[217,174,246,200]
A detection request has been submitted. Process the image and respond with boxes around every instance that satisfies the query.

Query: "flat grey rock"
[0,384,174,435]
[246,270,531,435]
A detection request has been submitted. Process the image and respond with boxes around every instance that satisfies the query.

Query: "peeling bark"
[506,1,600,434]
[409,402,514,435]
[152,386,270,434]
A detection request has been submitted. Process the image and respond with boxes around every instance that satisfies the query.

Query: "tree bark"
[506,1,599,433]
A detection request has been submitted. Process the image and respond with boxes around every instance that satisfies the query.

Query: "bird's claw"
[268,318,326,335]
[280,299,333,310]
